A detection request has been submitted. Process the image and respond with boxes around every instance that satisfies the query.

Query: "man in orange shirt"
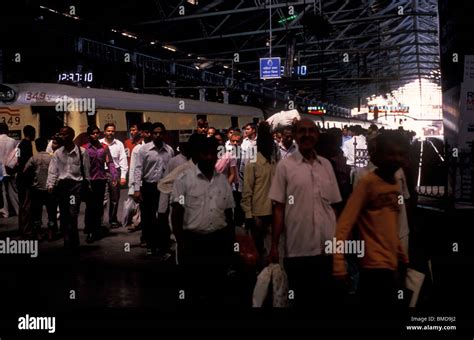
[333,131,409,307]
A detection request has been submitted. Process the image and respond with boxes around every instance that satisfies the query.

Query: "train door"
[231,116,239,129]
[125,112,143,138]
[33,106,64,139]
[123,112,143,141]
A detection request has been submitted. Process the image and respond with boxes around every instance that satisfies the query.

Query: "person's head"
[372,131,406,176]
[230,131,242,147]
[273,132,282,144]
[23,125,36,140]
[214,132,225,146]
[188,133,207,164]
[368,124,378,134]
[104,123,116,140]
[59,126,75,146]
[281,126,294,148]
[197,136,219,174]
[342,126,349,137]
[0,122,8,135]
[227,127,234,140]
[242,124,249,138]
[139,122,153,143]
[178,142,190,159]
[245,123,257,140]
[152,122,166,145]
[294,118,319,153]
[207,127,216,138]
[256,122,274,161]
[129,124,139,139]
[34,137,48,152]
[51,133,61,151]
[87,125,101,143]
[197,119,208,135]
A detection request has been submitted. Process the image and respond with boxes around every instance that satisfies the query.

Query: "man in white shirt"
[100,123,128,228]
[124,122,153,233]
[134,122,174,257]
[171,134,235,305]
[277,126,298,161]
[47,126,90,253]
[268,118,342,308]
[0,123,19,218]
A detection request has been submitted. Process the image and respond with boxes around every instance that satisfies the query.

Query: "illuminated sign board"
[368,105,409,114]
[306,106,326,115]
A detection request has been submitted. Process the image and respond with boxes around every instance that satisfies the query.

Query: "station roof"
[12,0,441,109]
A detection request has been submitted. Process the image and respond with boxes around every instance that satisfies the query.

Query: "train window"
[231,116,239,129]
[33,106,64,139]
[126,112,143,134]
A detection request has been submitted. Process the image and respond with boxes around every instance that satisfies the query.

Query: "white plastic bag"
[252,263,289,307]
[122,196,140,227]
[405,268,425,307]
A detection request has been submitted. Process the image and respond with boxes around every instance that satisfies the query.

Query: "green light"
[278,14,297,25]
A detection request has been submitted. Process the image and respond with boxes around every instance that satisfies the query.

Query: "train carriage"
[0,83,264,147]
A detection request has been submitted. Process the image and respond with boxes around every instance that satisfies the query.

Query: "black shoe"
[110,222,121,229]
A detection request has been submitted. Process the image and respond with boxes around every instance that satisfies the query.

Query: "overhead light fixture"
[187,0,198,4]
[163,45,177,52]
[150,41,156,45]
[223,65,229,69]
[121,31,138,39]
[278,14,298,25]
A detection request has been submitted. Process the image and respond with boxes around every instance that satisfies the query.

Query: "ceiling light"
[163,45,177,52]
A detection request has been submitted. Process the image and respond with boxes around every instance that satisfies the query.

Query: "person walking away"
[0,123,19,218]
[22,137,58,241]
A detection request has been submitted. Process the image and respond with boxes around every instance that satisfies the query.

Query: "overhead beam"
[134,1,310,25]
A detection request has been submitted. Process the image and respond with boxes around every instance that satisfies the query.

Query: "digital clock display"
[280,65,308,77]
[58,72,94,83]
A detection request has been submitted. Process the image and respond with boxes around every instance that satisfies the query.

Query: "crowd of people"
[0,117,419,308]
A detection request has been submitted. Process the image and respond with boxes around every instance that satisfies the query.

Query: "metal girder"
[135,1,310,25]
[209,0,245,36]
[197,28,437,57]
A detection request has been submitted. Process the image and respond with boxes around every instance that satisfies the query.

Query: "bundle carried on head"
[266,109,301,132]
